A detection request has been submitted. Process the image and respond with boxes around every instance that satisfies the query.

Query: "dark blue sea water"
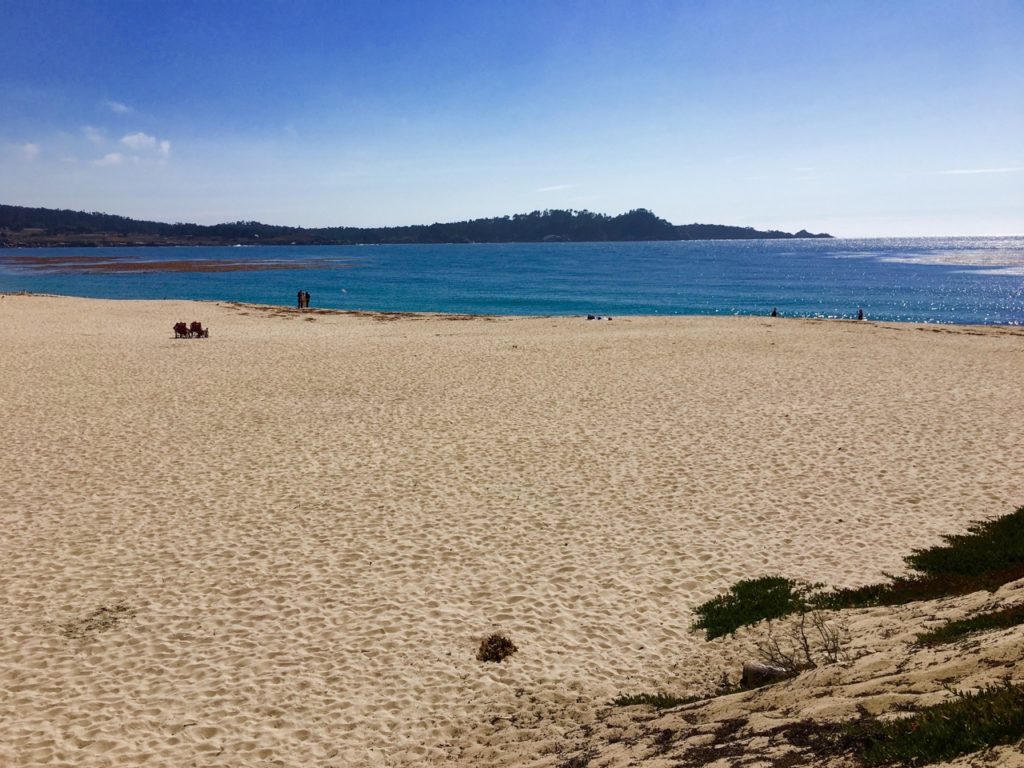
[1,237,1022,324]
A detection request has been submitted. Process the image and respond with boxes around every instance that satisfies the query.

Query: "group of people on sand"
[297,290,311,309]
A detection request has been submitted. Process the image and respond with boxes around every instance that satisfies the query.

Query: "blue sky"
[1,0,1021,235]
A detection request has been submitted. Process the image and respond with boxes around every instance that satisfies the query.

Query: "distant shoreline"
[0,236,832,248]
[0,202,832,248]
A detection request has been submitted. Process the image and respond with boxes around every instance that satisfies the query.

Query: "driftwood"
[741,661,793,689]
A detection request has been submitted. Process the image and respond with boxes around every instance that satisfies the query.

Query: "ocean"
[1,237,1022,324]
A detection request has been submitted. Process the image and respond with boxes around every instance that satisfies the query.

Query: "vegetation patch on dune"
[847,682,1024,766]
[609,507,1024,768]
[693,506,1024,639]
[691,576,812,639]
[823,505,1024,610]
[916,602,1024,646]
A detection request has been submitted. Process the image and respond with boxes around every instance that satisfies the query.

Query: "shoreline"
[4,291,1024,328]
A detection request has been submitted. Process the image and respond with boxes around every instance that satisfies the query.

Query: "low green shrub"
[916,603,1024,646]
[695,507,1024,636]
[692,576,812,639]
[816,571,1024,610]
[848,682,1024,766]
[907,506,1024,577]
[821,505,1024,610]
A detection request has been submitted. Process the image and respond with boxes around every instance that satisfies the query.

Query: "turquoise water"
[1,237,1022,324]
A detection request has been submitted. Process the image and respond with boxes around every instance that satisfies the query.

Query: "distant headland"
[0,204,831,247]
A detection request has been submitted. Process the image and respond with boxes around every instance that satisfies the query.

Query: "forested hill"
[0,204,831,247]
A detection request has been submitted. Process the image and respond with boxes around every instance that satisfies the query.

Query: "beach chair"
[173,321,189,338]
[189,321,209,338]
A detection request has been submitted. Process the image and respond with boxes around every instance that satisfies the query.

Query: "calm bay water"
[1,237,1022,324]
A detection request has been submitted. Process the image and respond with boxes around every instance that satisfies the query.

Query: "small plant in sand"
[755,609,850,674]
[477,633,517,663]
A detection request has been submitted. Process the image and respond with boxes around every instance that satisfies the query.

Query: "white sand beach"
[1,294,1022,767]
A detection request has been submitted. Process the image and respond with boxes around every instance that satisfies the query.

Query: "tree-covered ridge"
[0,204,831,247]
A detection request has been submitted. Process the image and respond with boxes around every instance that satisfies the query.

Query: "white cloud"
[536,183,574,193]
[20,143,40,161]
[95,152,125,166]
[120,132,171,160]
[940,167,1023,175]
[105,99,133,114]
[83,125,105,145]
[121,132,157,149]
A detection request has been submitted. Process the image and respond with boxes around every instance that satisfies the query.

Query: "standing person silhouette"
[304,291,311,309]
[298,290,304,308]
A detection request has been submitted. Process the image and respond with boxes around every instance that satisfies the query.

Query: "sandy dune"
[0,295,1021,766]
[574,577,1024,767]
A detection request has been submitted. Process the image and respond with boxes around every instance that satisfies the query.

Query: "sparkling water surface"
[1,237,1022,324]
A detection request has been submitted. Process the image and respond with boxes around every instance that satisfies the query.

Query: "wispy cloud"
[82,125,105,145]
[121,132,156,149]
[20,142,40,161]
[119,132,171,159]
[940,167,1023,175]
[94,152,125,166]
[536,183,574,193]
[104,99,133,114]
